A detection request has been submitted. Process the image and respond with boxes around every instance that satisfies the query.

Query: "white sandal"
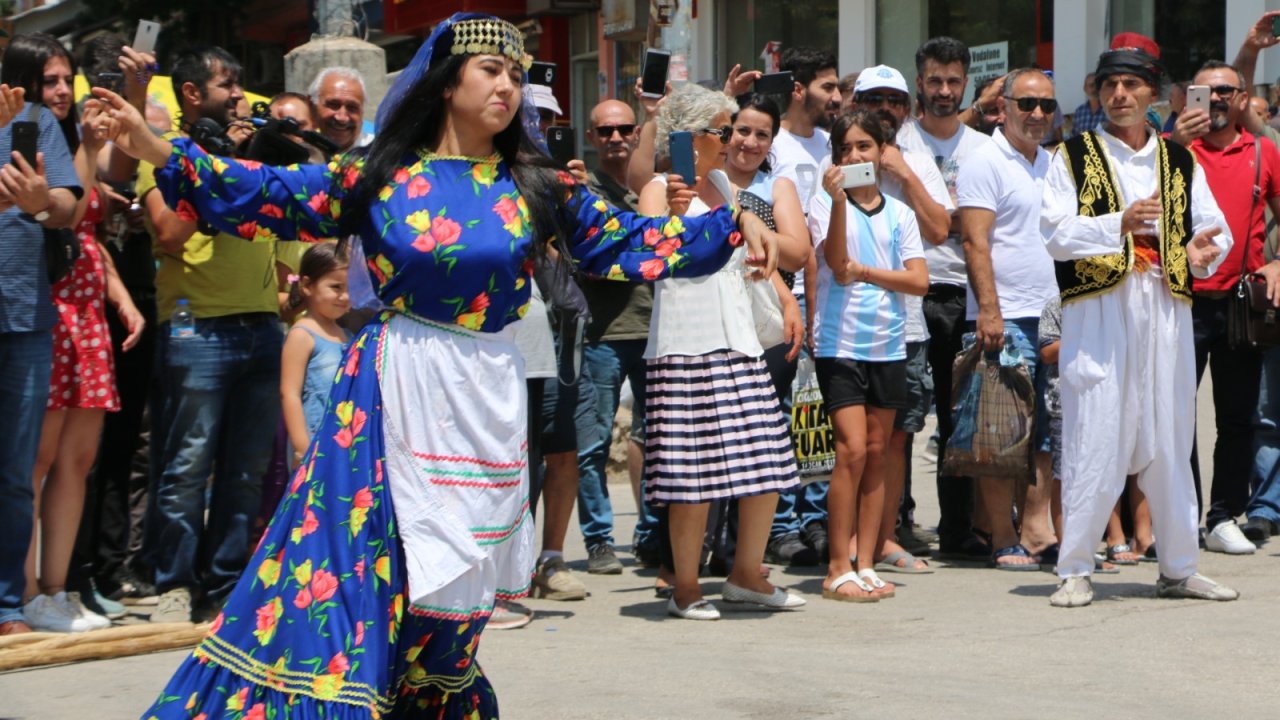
[857,568,896,598]
[822,571,879,603]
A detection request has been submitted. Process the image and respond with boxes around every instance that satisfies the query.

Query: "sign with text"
[963,41,1009,107]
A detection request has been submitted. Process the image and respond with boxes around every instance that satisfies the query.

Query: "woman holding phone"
[637,84,807,621]
[808,109,928,602]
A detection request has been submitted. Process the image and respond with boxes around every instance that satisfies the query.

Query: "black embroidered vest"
[1055,131,1195,304]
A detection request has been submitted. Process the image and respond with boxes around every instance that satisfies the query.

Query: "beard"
[1208,103,1231,132]
[921,91,958,118]
[806,92,837,129]
[875,109,902,138]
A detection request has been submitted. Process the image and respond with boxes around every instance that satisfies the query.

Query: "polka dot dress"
[48,189,120,412]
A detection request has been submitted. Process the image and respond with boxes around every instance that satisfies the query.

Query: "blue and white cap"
[854,64,909,95]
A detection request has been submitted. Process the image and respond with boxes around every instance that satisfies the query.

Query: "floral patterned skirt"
[142,312,534,720]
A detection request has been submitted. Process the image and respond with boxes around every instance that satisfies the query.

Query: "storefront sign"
[964,40,1008,107]
[603,0,647,40]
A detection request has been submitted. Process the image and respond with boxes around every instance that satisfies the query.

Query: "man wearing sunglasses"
[1168,61,1280,557]
[1041,33,1237,607]
[955,68,1061,573]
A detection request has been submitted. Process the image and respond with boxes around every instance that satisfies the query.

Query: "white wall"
[1053,0,1109,114]
[1226,0,1280,87]
[838,0,877,76]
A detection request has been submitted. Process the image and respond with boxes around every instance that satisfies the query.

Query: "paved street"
[4,387,1279,719]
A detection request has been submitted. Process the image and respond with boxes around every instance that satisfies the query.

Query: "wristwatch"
[32,207,50,223]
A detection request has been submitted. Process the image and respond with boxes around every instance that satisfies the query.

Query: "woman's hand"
[779,283,804,361]
[833,258,863,286]
[666,173,695,216]
[634,78,672,121]
[723,64,762,98]
[739,212,779,280]
[116,298,146,351]
[0,152,49,216]
[0,84,25,130]
[566,158,589,185]
[80,101,109,155]
[821,163,845,200]
[88,88,172,166]
[119,47,157,111]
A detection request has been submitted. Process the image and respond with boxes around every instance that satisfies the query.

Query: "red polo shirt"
[1188,128,1280,292]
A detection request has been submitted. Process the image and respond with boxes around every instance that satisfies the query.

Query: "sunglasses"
[856,92,909,108]
[1007,96,1059,114]
[699,125,732,144]
[1208,85,1240,98]
[594,124,637,138]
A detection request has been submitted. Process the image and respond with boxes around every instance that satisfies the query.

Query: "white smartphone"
[1185,85,1210,114]
[840,162,876,189]
[133,20,161,55]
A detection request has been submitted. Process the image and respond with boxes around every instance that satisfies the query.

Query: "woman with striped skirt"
[636,84,809,620]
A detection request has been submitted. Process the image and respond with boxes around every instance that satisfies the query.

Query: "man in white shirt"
[956,68,1060,571]
[1040,33,1238,607]
[850,64,952,566]
[895,36,994,561]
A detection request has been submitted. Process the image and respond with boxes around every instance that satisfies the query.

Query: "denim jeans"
[0,331,52,624]
[150,317,282,601]
[1190,296,1262,528]
[577,339,649,549]
[1248,346,1280,524]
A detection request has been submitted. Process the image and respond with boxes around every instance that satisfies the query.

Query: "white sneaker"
[1204,521,1256,555]
[59,591,112,630]
[23,592,97,633]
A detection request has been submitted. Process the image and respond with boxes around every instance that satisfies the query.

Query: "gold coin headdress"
[449,17,532,71]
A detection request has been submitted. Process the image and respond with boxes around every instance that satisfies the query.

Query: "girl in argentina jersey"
[806,110,927,603]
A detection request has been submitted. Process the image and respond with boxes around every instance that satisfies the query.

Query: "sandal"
[822,571,880,603]
[1093,554,1120,574]
[857,568,896,598]
[991,544,1041,572]
[1106,543,1140,565]
[875,550,933,574]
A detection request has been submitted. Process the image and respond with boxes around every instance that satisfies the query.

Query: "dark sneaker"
[1241,516,1277,543]
[586,543,624,574]
[764,532,820,566]
[802,522,829,561]
[632,541,662,569]
[107,574,158,606]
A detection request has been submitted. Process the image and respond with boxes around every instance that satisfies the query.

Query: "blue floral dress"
[141,140,741,720]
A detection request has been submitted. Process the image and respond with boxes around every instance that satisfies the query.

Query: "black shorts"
[814,357,908,413]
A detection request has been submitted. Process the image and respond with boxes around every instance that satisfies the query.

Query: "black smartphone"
[754,71,794,95]
[668,130,695,185]
[94,71,125,94]
[546,126,576,165]
[641,48,671,98]
[529,61,556,87]
[11,121,38,168]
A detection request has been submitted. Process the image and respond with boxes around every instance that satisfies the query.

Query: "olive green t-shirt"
[583,170,652,342]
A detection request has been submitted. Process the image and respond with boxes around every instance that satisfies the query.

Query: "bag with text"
[791,354,834,485]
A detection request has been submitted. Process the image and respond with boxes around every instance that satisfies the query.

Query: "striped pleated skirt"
[643,350,799,505]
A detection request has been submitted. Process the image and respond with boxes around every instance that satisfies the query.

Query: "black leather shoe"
[1241,516,1277,543]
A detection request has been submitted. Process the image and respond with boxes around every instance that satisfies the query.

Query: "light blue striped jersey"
[807,191,924,361]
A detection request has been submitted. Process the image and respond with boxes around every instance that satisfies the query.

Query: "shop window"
[719,0,840,80]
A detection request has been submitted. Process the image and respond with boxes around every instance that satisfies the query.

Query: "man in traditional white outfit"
[1040,33,1240,607]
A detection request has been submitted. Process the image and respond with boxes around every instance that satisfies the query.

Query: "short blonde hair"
[654,84,738,158]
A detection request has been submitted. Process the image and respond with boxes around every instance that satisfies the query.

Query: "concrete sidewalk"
[4,393,1277,719]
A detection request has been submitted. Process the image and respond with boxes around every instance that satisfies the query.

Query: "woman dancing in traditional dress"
[93,13,775,719]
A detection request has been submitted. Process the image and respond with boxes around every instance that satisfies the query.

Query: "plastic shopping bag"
[941,332,1035,480]
[791,354,834,484]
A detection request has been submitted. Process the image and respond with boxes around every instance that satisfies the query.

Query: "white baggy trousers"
[1056,267,1199,580]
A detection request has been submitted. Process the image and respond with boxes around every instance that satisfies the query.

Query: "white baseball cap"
[854,65,909,95]
[528,84,563,116]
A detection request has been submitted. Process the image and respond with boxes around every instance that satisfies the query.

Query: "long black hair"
[732,92,781,174]
[339,52,568,263]
[831,109,889,164]
[1,33,79,153]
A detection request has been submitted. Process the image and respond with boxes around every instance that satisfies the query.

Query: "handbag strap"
[1239,137,1263,287]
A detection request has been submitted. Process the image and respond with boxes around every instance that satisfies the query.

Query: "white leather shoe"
[1204,521,1256,555]
[667,597,720,620]
[721,581,806,609]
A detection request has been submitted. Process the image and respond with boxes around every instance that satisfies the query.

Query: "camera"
[243,102,341,165]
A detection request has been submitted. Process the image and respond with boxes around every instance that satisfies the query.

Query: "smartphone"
[529,61,556,88]
[840,162,876,189]
[11,121,38,168]
[668,131,695,185]
[133,19,161,55]
[1272,15,1280,37]
[94,71,125,94]
[754,71,794,96]
[1186,84,1210,114]
[641,48,671,98]
[546,126,576,165]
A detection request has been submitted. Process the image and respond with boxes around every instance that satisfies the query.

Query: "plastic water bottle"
[171,298,195,338]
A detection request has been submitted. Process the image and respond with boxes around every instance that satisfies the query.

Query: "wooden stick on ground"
[0,622,208,672]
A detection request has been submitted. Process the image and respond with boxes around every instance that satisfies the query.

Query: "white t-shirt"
[643,176,762,359]
[807,191,925,362]
[813,150,949,343]
[896,119,993,286]
[955,128,1057,321]
[772,126,831,212]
